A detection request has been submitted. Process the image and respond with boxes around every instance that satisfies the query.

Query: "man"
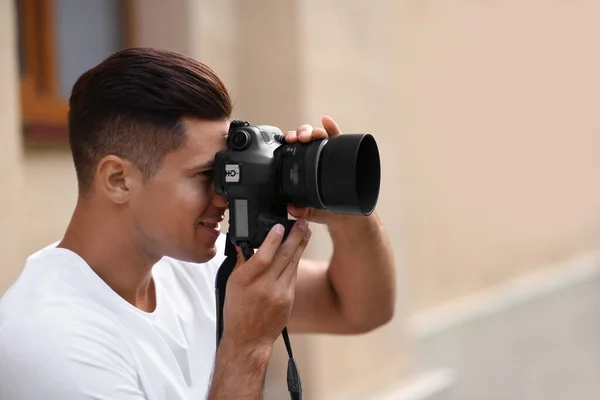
[0,48,395,399]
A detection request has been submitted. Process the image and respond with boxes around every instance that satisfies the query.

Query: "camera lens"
[279,134,381,215]
[230,130,251,151]
[318,134,380,215]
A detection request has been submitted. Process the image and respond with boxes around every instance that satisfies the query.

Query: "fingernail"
[297,219,308,231]
[300,130,310,137]
[274,224,285,236]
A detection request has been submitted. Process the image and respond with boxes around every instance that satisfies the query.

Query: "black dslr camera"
[214,120,381,248]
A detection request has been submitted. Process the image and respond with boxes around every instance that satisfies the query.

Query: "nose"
[211,190,229,210]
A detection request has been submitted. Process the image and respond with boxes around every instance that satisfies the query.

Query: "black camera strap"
[215,234,302,400]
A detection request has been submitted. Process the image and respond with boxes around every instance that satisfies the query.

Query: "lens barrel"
[280,134,380,215]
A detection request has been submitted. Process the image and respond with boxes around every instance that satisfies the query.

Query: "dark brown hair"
[68,47,232,193]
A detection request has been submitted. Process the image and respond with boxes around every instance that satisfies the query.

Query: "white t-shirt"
[0,234,227,400]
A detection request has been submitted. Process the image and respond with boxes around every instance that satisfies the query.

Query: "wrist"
[209,334,272,399]
[218,334,273,364]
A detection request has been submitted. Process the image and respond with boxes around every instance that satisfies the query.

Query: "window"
[16,0,134,142]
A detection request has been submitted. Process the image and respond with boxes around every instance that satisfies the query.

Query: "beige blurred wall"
[0,4,78,292]
[21,148,77,256]
[4,0,596,315]
[293,1,415,398]
[391,0,600,311]
[0,0,24,293]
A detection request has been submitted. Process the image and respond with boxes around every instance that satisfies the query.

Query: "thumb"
[235,224,285,278]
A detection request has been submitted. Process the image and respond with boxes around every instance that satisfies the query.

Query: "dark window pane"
[15,0,26,75]
[54,0,125,99]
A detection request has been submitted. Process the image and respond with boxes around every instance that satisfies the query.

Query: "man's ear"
[96,155,141,204]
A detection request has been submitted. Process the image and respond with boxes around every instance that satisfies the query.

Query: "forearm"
[207,338,271,399]
[327,212,396,329]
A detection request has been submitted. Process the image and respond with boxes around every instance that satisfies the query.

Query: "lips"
[197,215,224,231]
[199,222,220,229]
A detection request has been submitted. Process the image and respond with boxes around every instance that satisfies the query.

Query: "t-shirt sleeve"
[0,309,146,400]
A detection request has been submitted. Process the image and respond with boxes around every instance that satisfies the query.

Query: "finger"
[245,224,285,277]
[310,127,329,140]
[270,219,309,277]
[285,130,298,143]
[322,116,342,137]
[296,124,313,143]
[287,204,310,219]
[280,227,311,284]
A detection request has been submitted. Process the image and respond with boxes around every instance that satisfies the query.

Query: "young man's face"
[130,118,230,263]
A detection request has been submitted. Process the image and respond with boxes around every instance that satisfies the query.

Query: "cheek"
[134,189,172,224]
[136,179,213,228]
[177,180,213,213]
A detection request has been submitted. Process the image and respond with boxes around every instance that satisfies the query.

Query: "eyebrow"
[196,160,214,169]
[187,160,215,172]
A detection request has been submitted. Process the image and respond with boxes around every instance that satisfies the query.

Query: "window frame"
[17,0,135,142]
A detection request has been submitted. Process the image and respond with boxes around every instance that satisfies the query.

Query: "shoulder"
[0,297,138,399]
[1,295,128,356]
[1,244,133,367]
[1,244,77,322]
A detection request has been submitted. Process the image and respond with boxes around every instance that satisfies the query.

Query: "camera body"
[214,120,381,248]
[214,121,300,247]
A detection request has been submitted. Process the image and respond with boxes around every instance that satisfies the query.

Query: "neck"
[58,198,158,312]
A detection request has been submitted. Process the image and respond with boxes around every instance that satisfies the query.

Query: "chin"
[167,244,217,264]
[171,231,223,263]
[191,245,218,264]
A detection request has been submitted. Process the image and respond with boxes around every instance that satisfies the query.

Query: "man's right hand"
[207,219,311,399]
[222,219,311,350]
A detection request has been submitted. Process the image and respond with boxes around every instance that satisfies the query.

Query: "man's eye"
[198,170,214,178]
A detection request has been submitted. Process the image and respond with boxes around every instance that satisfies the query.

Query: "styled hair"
[68,47,232,193]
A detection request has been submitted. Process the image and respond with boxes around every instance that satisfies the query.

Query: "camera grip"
[282,218,297,242]
[228,197,294,248]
